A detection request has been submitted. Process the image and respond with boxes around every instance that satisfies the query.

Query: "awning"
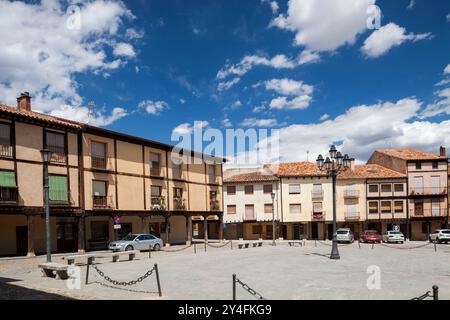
[0,171,16,188]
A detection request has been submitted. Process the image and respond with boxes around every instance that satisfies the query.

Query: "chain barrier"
[162,244,193,253]
[380,242,433,250]
[91,264,155,286]
[317,240,353,247]
[232,274,266,300]
[92,281,160,295]
[206,240,232,248]
[411,285,439,300]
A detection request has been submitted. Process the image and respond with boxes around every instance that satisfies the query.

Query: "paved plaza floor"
[0,240,449,300]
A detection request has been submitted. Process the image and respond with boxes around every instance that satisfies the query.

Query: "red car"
[360,230,382,243]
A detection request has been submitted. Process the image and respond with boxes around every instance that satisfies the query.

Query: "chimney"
[439,146,446,157]
[17,92,31,111]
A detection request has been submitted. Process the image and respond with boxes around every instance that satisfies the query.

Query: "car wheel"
[153,243,161,251]
[437,238,442,244]
[125,245,133,251]
[400,241,404,244]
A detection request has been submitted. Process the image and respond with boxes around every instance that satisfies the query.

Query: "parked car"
[108,233,163,252]
[429,229,450,244]
[382,231,405,244]
[336,228,354,243]
[359,230,382,243]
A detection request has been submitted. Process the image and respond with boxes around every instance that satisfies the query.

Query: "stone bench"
[252,241,263,247]
[108,250,140,263]
[288,241,303,247]
[237,243,250,249]
[38,263,70,280]
[62,253,97,265]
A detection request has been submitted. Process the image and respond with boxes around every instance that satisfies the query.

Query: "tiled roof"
[338,164,406,179]
[0,104,82,129]
[376,149,447,160]
[224,171,278,183]
[264,162,327,177]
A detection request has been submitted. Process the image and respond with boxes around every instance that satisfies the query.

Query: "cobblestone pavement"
[0,240,449,300]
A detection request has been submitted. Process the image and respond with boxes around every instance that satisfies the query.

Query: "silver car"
[336,228,354,243]
[382,231,405,244]
[108,233,163,252]
[429,229,450,244]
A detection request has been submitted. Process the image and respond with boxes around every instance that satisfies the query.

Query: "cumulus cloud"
[261,78,314,110]
[320,113,330,121]
[222,118,232,128]
[407,0,415,10]
[236,98,450,164]
[138,100,169,115]
[172,121,209,135]
[241,118,279,127]
[0,0,138,125]
[113,42,136,57]
[361,23,432,58]
[50,105,127,127]
[298,50,320,65]
[419,64,450,119]
[270,0,375,52]
[444,64,450,75]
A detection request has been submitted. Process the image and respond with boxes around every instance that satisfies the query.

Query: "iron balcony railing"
[92,195,112,209]
[409,187,447,196]
[91,156,107,169]
[345,211,360,220]
[344,190,360,198]
[210,199,220,211]
[311,211,325,221]
[151,196,166,211]
[311,190,323,198]
[0,187,18,203]
[410,208,449,217]
[173,197,186,210]
[47,145,66,164]
[0,144,13,157]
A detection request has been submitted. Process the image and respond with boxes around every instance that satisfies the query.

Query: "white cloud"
[419,64,450,119]
[269,95,312,110]
[241,118,279,127]
[261,0,279,14]
[407,0,415,10]
[0,0,137,126]
[447,13,450,21]
[231,100,242,108]
[172,121,209,135]
[253,105,266,113]
[444,64,450,75]
[270,0,375,52]
[263,78,313,96]
[125,28,144,40]
[217,77,241,91]
[320,113,330,121]
[222,118,232,127]
[298,50,320,65]
[238,98,450,164]
[138,100,169,115]
[179,98,186,104]
[361,23,432,58]
[113,42,136,57]
[50,105,127,127]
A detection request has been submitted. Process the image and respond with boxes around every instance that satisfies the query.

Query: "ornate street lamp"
[271,192,276,246]
[41,149,52,263]
[316,145,352,260]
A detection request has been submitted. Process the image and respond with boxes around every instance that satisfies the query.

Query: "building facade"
[0,93,224,256]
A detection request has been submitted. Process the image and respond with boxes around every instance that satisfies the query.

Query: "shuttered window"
[93,181,106,196]
[227,205,236,214]
[289,184,301,194]
[0,171,16,188]
[263,184,273,194]
[289,204,301,214]
[227,185,236,195]
[369,201,378,214]
[0,123,11,146]
[394,201,403,213]
[49,175,68,203]
[381,201,392,213]
[264,203,273,214]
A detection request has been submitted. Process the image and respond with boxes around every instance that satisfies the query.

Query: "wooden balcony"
[0,187,18,204]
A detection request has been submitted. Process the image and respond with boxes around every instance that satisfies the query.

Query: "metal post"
[372,243,374,250]
[44,162,51,263]
[204,239,207,252]
[330,172,340,260]
[149,245,151,259]
[271,194,276,246]
[232,274,236,300]
[231,239,233,250]
[85,259,90,285]
[194,242,197,254]
[154,264,162,297]
[432,285,438,300]
[434,242,437,252]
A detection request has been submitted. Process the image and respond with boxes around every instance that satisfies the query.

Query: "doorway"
[149,222,161,238]
[327,224,334,240]
[117,223,132,240]
[311,223,319,239]
[56,222,78,252]
[16,226,28,255]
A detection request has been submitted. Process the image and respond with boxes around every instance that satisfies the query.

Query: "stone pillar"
[26,215,35,257]
[77,215,85,253]
[203,217,208,243]
[186,215,192,245]
[218,214,223,241]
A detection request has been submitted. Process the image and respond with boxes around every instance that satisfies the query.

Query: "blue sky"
[0,0,449,163]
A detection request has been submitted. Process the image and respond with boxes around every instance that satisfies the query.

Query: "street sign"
[113,224,121,230]
[113,215,120,224]
[393,225,400,232]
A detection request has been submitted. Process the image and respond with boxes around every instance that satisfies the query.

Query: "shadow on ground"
[0,277,75,300]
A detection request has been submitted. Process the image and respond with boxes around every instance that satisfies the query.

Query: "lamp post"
[271,192,276,246]
[316,146,352,260]
[41,149,53,263]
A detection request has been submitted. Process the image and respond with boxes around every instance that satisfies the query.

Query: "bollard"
[432,285,439,300]
[434,242,437,252]
[194,243,197,254]
[358,240,361,249]
[204,241,207,253]
[154,264,162,297]
[85,259,90,285]
[149,245,152,259]
[315,240,317,247]
[231,239,233,250]
[232,274,236,300]
[372,243,374,250]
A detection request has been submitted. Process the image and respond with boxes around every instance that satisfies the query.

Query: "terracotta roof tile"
[264,162,327,177]
[224,171,278,183]
[338,164,406,179]
[376,149,447,160]
[0,104,82,129]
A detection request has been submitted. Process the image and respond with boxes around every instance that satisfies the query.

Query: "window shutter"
[0,171,16,188]
[49,175,68,202]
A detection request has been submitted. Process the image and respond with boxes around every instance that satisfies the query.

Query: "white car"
[429,229,450,244]
[382,231,405,244]
[108,233,163,252]
[336,228,354,243]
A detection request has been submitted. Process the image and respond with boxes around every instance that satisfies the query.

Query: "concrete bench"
[62,253,97,265]
[38,263,70,280]
[288,241,303,247]
[108,250,139,263]
[237,243,250,249]
[252,241,263,247]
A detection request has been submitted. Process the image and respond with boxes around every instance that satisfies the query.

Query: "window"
[430,176,441,194]
[0,123,12,157]
[431,200,440,216]
[380,184,392,193]
[150,152,161,175]
[368,184,379,193]
[49,175,68,204]
[173,187,184,210]
[289,184,301,194]
[151,186,161,197]
[264,203,273,214]
[92,180,107,208]
[91,141,106,169]
[421,222,428,234]
[174,187,183,198]
[313,202,323,213]
[289,204,301,214]
[208,165,216,183]
[210,191,219,210]
[245,205,255,220]
[252,225,261,235]
[415,162,421,170]
[394,184,404,192]
[0,170,18,202]
[227,205,236,215]
[46,131,66,163]
[381,201,392,214]
[172,163,182,179]
[244,185,254,195]
[263,184,273,194]
[412,176,424,193]
[151,186,164,209]
[432,161,438,169]
[394,201,404,213]
[369,201,379,214]
[227,185,236,195]
[312,184,323,196]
